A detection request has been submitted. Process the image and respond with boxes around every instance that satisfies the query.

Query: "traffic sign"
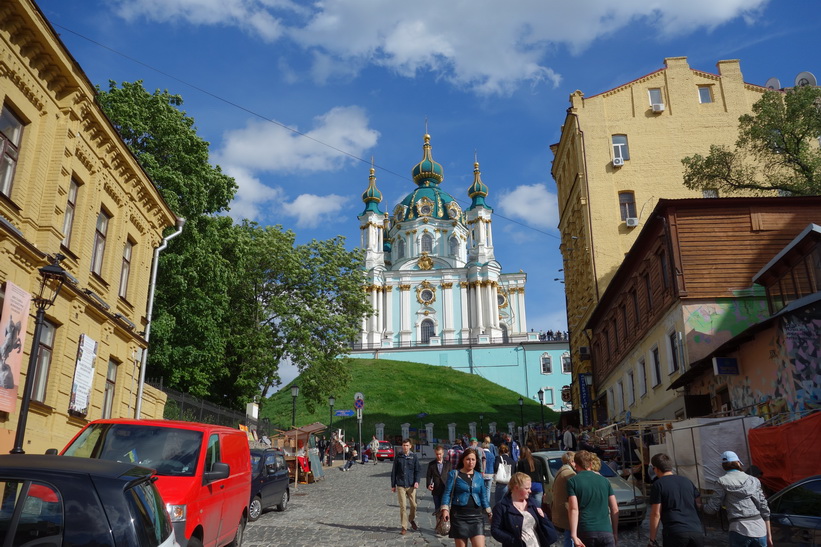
[334,409,355,417]
[354,392,364,402]
[354,398,364,409]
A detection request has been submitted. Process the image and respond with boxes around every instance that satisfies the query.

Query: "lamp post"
[518,396,524,439]
[328,395,335,434]
[11,255,68,454]
[290,385,299,428]
[479,414,484,439]
[537,388,546,436]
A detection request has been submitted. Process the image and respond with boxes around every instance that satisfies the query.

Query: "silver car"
[533,450,647,525]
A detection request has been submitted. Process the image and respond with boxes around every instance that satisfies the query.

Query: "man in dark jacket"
[426,445,452,514]
[391,439,421,535]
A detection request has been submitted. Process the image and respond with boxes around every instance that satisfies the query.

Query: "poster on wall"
[69,334,98,417]
[0,282,32,413]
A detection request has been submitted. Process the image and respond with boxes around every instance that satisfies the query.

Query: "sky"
[33,0,821,387]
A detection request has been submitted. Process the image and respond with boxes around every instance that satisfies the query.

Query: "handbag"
[435,510,451,535]
[495,458,512,484]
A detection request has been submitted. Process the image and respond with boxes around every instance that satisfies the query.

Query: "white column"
[468,422,477,439]
[401,423,410,440]
[460,282,470,340]
[400,285,411,343]
[448,423,457,444]
[517,288,527,333]
[474,282,484,332]
[384,286,394,340]
[491,283,500,328]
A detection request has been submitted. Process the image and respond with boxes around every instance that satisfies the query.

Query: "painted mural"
[683,298,770,362]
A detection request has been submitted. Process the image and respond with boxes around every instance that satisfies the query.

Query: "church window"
[540,354,552,374]
[501,324,509,343]
[421,319,435,343]
[449,236,460,256]
[421,233,433,253]
[396,239,405,259]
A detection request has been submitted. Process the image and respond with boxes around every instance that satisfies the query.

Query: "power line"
[50,21,559,239]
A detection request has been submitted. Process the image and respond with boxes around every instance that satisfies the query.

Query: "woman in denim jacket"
[441,448,492,546]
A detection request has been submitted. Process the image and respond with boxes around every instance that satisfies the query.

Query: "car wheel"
[276,489,289,512]
[228,516,245,547]
[249,495,262,522]
[187,537,203,547]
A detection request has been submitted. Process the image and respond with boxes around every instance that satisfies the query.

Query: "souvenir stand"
[272,422,327,490]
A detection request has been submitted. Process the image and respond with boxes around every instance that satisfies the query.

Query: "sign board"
[417,412,428,419]
[0,281,32,412]
[355,398,364,409]
[334,409,355,417]
[69,334,98,417]
[713,357,739,376]
[357,407,362,421]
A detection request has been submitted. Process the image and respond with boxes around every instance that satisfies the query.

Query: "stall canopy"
[279,422,327,438]
[748,411,821,493]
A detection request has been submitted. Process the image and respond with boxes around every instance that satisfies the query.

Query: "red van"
[62,419,251,547]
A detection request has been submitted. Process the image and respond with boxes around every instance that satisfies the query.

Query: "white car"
[533,450,647,525]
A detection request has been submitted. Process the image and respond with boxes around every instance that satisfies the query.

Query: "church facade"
[350,134,570,408]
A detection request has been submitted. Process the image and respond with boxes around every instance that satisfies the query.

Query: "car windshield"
[379,442,391,450]
[64,424,202,477]
[546,456,618,478]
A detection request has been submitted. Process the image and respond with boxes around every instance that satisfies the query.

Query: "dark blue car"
[249,448,290,521]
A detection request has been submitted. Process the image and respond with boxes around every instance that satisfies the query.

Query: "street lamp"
[328,395,335,434]
[11,255,69,454]
[290,385,299,428]
[479,414,484,439]
[537,388,546,437]
[518,396,524,439]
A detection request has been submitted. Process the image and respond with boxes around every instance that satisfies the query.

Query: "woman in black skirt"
[441,447,492,546]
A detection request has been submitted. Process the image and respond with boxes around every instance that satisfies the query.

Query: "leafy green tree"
[682,85,821,196]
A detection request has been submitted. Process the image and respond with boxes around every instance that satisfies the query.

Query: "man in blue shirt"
[391,439,421,535]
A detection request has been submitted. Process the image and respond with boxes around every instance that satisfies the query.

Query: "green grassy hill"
[259,358,559,442]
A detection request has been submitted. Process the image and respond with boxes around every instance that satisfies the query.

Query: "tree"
[682,85,821,196]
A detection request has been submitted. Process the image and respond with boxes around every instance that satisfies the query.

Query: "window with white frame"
[396,238,405,259]
[0,105,24,197]
[668,331,680,373]
[421,232,433,253]
[540,353,552,374]
[421,319,435,343]
[62,179,80,248]
[91,209,111,276]
[626,371,635,406]
[561,352,571,374]
[612,135,630,161]
[542,387,555,406]
[449,236,460,256]
[32,320,56,403]
[648,88,663,106]
[698,85,713,104]
[638,358,647,397]
[651,346,661,387]
[619,191,637,220]
[102,359,119,419]
[118,239,134,299]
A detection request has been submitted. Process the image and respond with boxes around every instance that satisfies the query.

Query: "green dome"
[361,166,383,214]
[411,134,444,185]
[468,161,492,210]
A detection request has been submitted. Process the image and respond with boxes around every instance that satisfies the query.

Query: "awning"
[278,422,327,438]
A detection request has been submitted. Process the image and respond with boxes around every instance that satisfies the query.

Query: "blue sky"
[35,0,820,362]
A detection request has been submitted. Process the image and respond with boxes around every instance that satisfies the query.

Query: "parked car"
[249,448,290,521]
[766,474,821,546]
[0,454,179,547]
[533,450,647,525]
[61,419,251,547]
[364,440,395,461]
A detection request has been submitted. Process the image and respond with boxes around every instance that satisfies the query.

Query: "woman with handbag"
[494,444,515,505]
[441,448,492,546]
[491,472,558,547]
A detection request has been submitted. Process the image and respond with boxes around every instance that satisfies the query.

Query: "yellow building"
[0,0,176,453]
[550,57,767,423]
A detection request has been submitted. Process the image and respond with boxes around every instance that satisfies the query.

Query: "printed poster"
[69,334,98,417]
[0,282,32,413]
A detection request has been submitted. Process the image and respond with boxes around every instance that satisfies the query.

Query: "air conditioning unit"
[625,217,639,227]
[612,157,624,167]
[651,103,665,113]
[579,346,591,360]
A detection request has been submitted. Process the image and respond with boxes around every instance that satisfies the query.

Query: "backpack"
[495,458,512,484]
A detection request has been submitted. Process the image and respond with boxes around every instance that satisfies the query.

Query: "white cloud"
[222,165,284,221]
[111,0,770,95]
[496,183,558,231]
[285,193,349,228]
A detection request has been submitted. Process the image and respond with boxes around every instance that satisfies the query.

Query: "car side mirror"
[203,462,230,483]
[45,448,59,455]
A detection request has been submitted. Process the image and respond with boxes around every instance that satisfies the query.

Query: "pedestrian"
[494,444,515,505]
[485,436,498,458]
[703,451,772,547]
[448,439,465,468]
[391,438,421,536]
[567,450,619,547]
[648,453,704,547]
[481,440,496,506]
[515,446,546,506]
[369,435,380,465]
[470,437,487,478]
[563,426,578,452]
[551,451,576,547]
[508,435,521,464]
[441,447,492,547]
[341,447,357,471]
[491,471,558,547]
[427,445,453,515]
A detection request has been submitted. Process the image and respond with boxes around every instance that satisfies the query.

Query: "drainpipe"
[135,217,186,418]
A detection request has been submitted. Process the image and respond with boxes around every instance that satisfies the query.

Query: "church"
[350,134,571,412]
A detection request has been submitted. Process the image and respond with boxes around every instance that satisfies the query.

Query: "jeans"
[397,486,417,530]
[578,531,616,547]
[484,479,492,506]
[562,529,574,547]
[663,530,705,547]
[729,531,766,547]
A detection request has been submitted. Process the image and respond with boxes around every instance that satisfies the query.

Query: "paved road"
[245,455,728,546]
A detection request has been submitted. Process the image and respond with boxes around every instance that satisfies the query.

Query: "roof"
[753,223,821,283]
[279,422,328,438]
[0,454,151,480]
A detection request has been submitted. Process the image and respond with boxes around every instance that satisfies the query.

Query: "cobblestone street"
[245,455,728,547]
